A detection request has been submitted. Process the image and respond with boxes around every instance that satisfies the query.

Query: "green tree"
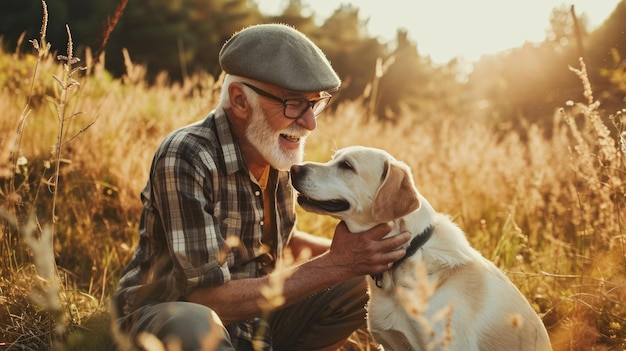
[266,0,317,33]
[105,0,261,81]
[586,0,626,114]
[546,3,589,57]
[374,29,464,123]
[466,5,596,134]
[0,0,117,53]
[316,5,383,103]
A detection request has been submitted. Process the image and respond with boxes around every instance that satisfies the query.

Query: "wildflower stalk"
[9,1,92,344]
[7,0,51,218]
[49,25,85,229]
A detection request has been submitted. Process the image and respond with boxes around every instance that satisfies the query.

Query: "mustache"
[281,124,310,138]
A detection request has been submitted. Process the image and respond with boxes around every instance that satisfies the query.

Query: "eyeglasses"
[240,82,332,119]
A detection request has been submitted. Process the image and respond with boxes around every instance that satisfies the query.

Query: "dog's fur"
[291,146,552,351]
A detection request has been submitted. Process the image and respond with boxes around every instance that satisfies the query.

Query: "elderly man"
[112,24,410,351]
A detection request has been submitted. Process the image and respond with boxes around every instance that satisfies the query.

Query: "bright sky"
[256,0,621,63]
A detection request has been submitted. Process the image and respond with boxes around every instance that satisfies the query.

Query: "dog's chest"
[367,278,406,326]
[367,278,419,349]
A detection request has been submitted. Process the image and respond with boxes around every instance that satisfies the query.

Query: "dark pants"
[115,276,368,351]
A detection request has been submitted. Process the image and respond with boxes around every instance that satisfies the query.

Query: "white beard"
[245,104,309,171]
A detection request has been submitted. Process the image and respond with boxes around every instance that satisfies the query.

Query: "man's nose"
[295,108,317,131]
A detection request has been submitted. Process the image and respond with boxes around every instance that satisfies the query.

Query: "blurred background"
[1,0,624,132]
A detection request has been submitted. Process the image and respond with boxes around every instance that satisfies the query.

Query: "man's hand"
[327,221,411,277]
[188,222,410,322]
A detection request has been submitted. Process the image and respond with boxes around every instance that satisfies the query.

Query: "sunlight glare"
[256,0,620,63]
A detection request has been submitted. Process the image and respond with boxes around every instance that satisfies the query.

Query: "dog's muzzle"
[290,165,350,213]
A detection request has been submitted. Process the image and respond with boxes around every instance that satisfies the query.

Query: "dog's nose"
[290,164,307,184]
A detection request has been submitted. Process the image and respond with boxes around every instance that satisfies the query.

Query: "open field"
[1,25,625,351]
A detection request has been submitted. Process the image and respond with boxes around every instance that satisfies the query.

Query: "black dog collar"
[371,224,435,288]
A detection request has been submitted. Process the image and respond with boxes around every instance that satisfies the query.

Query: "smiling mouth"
[281,134,301,143]
[297,195,350,213]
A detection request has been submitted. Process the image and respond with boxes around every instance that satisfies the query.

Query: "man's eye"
[285,99,307,108]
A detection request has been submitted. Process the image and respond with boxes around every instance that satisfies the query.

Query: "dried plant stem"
[9,0,51,219]
[50,25,87,229]
[93,0,128,66]
[8,3,93,345]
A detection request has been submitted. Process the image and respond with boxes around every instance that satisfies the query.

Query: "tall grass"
[1,9,625,351]
[302,74,626,350]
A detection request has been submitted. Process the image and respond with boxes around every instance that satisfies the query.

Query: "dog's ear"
[372,160,420,223]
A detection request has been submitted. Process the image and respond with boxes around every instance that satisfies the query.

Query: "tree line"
[1,0,625,129]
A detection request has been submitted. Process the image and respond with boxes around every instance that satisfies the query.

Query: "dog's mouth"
[297,195,350,213]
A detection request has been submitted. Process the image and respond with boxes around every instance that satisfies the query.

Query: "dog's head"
[291,146,420,232]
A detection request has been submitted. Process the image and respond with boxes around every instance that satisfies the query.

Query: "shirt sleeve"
[151,135,231,294]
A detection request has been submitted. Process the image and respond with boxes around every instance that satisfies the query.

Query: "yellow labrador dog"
[290,146,552,351]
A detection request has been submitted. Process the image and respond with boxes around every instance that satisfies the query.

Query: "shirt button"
[255,191,261,196]
[260,220,264,226]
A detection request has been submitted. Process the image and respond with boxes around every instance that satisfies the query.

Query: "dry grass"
[302,80,626,351]
[1,7,625,351]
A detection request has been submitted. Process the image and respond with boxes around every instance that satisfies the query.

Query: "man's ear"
[228,82,249,119]
[372,160,420,223]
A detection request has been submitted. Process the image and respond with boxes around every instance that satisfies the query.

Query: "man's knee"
[268,276,368,350]
[124,302,235,351]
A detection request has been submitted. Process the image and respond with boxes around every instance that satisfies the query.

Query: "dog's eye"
[339,161,354,171]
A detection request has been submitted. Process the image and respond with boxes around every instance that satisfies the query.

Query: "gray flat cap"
[219,23,341,92]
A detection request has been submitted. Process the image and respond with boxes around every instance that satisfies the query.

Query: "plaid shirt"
[112,109,296,350]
